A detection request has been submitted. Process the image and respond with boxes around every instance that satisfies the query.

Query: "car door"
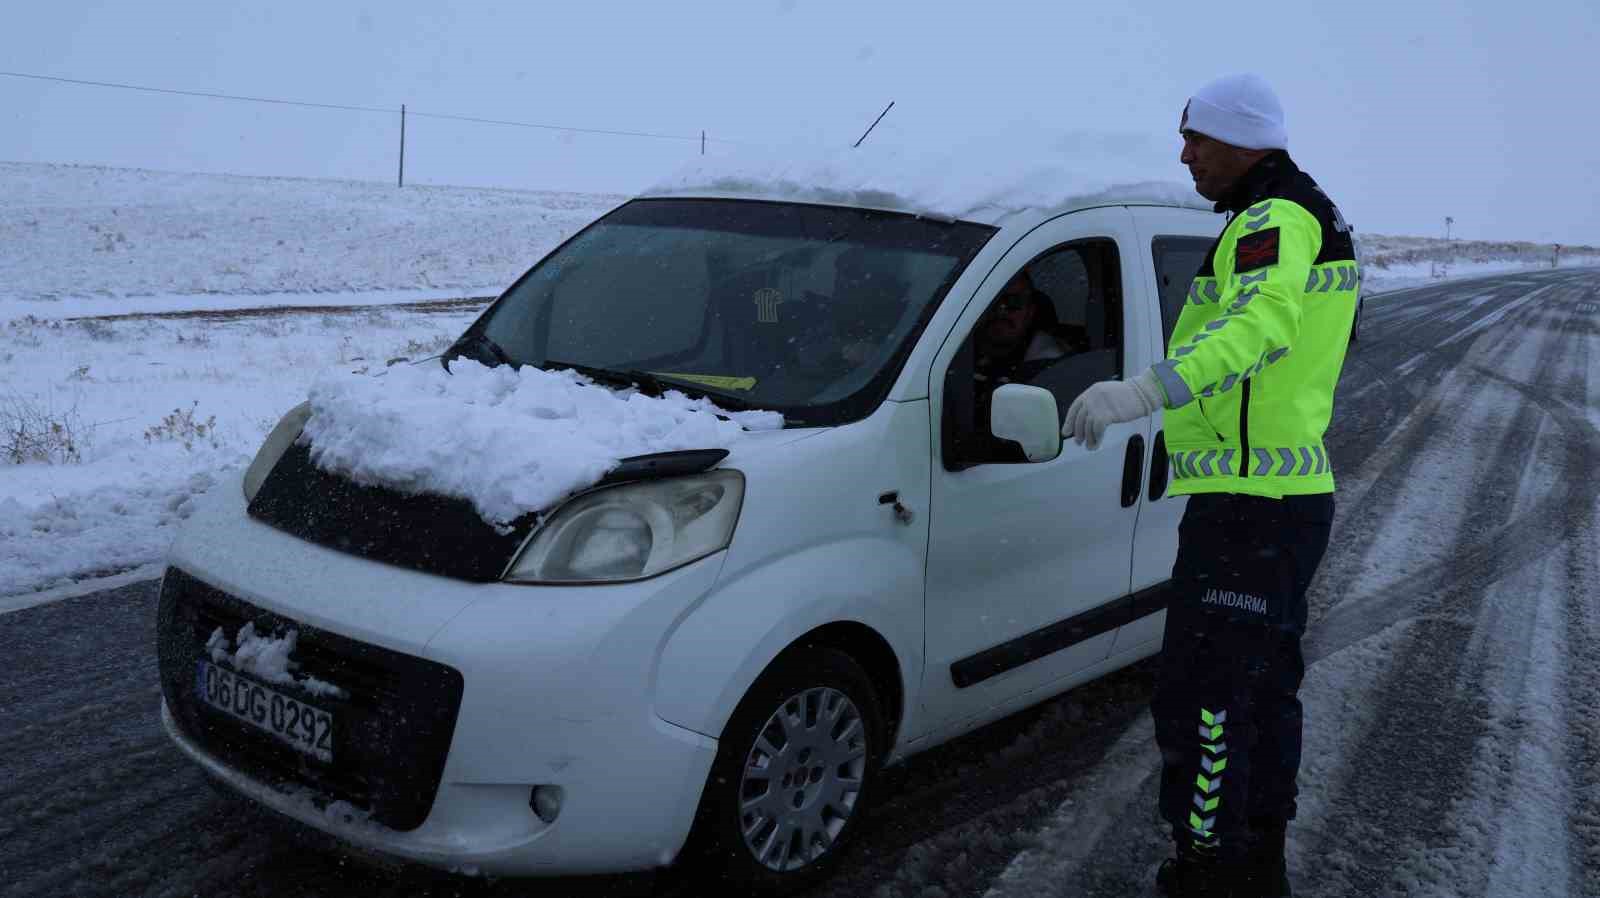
[921,207,1152,729]
[1115,207,1222,654]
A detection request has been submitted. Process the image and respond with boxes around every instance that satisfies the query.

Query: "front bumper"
[161,697,716,876]
[157,473,723,876]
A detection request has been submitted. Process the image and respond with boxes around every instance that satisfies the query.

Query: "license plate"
[196,661,335,763]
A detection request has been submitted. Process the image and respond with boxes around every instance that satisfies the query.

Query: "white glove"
[1062,368,1166,450]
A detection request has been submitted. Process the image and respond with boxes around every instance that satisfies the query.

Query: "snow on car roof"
[644,127,1212,226]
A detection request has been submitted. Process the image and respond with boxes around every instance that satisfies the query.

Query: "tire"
[684,646,887,895]
[1350,296,1363,343]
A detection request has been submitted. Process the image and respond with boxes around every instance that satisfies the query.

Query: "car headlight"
[242,401,312,502]
[504,469,744,584]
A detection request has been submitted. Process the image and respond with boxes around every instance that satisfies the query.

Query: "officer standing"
[1062,73,1358,898]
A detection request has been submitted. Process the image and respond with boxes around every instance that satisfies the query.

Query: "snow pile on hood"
[298,359,785,528]
[648,125,1206,222]
[206,622,345,698]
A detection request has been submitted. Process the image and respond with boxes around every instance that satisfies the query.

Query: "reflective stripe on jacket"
[1152,152,1358,498]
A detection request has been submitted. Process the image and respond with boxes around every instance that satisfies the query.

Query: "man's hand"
[1062,368,1166,450]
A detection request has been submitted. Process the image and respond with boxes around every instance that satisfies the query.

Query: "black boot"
[1240,818,1291,898]
[1155,841,1241,898]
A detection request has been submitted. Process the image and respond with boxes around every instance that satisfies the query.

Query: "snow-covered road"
[1,268,1596,898]
[983,268,1600,898]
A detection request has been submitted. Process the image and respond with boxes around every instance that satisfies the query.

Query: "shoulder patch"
[1235,227,1280,272]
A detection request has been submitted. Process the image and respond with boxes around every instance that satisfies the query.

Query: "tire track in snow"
[1241,298,1549,897]
[0,684,163,761]
[0,776,211,898]
[1307,282,1591,659]
[1553,290,1600,898]
[1302,289,1597,897]
[0,739,171,832]
[1398,295,1600,898]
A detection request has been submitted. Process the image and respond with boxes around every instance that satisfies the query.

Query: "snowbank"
[1358,232,1600,293]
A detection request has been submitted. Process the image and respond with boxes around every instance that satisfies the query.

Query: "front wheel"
[686,646,887,894]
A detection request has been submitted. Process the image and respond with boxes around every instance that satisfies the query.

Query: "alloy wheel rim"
[737,686,868,872]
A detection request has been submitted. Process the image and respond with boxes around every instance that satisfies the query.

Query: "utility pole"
[1444,216,1453,242]
[701,129,706,156]
[398,104,407,187]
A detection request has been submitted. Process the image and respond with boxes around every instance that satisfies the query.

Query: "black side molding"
[1128,579,1176,623]
[950,579,1179,689]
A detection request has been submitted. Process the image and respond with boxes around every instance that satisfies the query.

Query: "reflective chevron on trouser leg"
[1188,708,1228,845]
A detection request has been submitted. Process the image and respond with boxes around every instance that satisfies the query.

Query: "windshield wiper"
[542,360,760,413]
[651,374,764,412]
[442,331,516,371]
[542,359,664,394]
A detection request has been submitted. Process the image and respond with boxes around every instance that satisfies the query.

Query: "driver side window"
[943,238,1123,467]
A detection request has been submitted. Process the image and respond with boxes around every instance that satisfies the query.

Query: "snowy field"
[0,160,623,307]
[1,160,1594,602]
[1355,232,1596,292]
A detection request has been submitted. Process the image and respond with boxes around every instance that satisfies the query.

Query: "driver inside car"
[971,269,1088,462]
[975,269,1086,393]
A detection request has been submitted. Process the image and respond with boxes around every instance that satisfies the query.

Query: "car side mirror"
[990,384,1061,462]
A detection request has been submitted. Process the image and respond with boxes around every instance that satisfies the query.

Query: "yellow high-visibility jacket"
[1152,151,1360,498]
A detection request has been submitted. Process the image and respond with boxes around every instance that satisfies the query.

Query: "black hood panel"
[246,442,732,583]
[247,442,534,582]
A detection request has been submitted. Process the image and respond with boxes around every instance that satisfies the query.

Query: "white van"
[155,179,1223,892]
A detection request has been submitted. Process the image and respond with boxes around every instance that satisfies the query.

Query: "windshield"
[467,198,995,426]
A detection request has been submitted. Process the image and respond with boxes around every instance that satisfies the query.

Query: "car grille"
[156,567,464,831]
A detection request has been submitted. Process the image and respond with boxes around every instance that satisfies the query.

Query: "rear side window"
[1151,236,1213,349]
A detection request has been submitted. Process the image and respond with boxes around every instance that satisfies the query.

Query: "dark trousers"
[1152,491,1334,860]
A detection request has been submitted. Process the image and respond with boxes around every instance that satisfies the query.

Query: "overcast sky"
[5,0,1598,245]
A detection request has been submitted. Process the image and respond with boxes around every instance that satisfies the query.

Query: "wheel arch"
[765,621,905,752]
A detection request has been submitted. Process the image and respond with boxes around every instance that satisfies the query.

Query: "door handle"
[1121,434,1145,508]
[1149,430,1169,502]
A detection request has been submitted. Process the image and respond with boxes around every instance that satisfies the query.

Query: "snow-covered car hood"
[243,360,823,583]
[296,358,786,528]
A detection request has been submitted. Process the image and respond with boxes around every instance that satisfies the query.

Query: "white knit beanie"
[1181,73,1288,151]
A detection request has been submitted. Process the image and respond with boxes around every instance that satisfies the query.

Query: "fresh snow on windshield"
[300,360,783,527]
